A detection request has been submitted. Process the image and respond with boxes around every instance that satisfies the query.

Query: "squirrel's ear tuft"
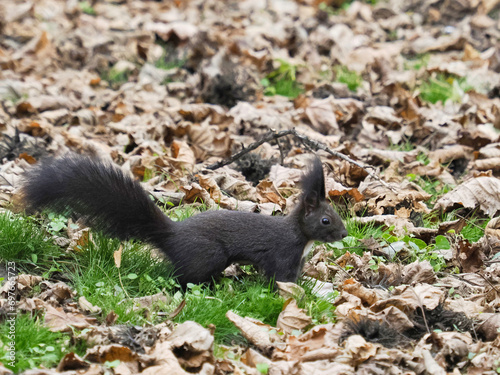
[300,157,325,216]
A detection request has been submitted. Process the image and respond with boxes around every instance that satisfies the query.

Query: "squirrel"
[20,154,347,287]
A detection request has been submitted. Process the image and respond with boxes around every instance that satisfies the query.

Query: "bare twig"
[206,129,294,170]
[206,128,389,187]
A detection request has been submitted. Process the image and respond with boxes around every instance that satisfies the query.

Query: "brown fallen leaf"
[401,261,437,285]
[273,323,340,362]
[342,278,379,306]
[44,305,94,332]
[485,217,500,238]
[276,282,306,300]
[353,180,431,218]
[241,348,271,369]
[167,140,196,171]
[38,281,74,304]
[84,344,139,364]
[371,284,444,313]
[256,179,286,206]
[276,299,312,334]
[164,321,213,369]
[343,335,377,365]
[78,296,102,315]
[226,310,282,355]
[421,348,447,375]
[304,97,340,135]
[453,237,484,273]
[434,176,500,217]
[56,352,89,372]
[477,314,500,341]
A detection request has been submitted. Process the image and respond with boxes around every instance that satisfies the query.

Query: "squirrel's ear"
[303,190,320,216]
[300,157,326,216]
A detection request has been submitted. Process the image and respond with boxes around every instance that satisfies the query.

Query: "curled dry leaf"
[197,172,255,210]
[421,349,447,375]
[180,182,214,206]
[434,176,500,217]
[274,323,339,362]
[485,216,500,238]
[164,321,213,369]
[17,297,46,312]
[167,140,196,171]
[354,180,431,218]
[276,281,306,300]
[276,299,312,334]
[226,310,282,354]
[429,332,471,369]
[477,314,500,341]
[304,97,340,135]
[241,348,271,369]
[187,123,232,160]
[78,326,115,347]
[256,179,286,206]
[202,167,258,201]
[3,274,42,295]
[453,237,484,273]
[44,305,94,332]
[56,352,89,372]
[84,344,139,364]
[257,202,282,216]
[143,322,215,374]
[374,305,415,332]
[145,21,198,42]
[78,296,102,315]
[428,144,471,164]
[177,103,226,123]
[341,278,379,306]
[401,261,437,285]
[371,284,444,314]
[38,281,74,304]
[343,335,377,365]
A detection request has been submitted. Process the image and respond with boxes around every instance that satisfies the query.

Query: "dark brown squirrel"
[20,154,347,287]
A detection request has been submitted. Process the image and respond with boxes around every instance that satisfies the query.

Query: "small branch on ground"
[206,129,388,187]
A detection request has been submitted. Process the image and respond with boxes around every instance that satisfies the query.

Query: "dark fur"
[21,155,347,286]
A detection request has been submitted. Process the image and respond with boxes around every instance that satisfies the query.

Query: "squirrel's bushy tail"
[21,155,172,245]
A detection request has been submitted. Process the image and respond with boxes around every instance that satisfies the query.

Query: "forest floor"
[1,0,500,374]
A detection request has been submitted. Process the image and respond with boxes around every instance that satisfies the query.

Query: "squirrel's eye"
[321,218,330,225]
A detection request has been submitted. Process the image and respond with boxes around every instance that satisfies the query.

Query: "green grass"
[297,278,338,325]
[152,41,187,84]
[66,233,176,325]
[0,212,61,273]
[334,66,363,92]
[154,54,186,71]
[165,202,208,222]
[326,207,452,272]
[326,213,386,258]
[418,73,474,104]
[100,68,130,88]
[404,54,430,71]
[174,277,284,344]
[318,0,377,14]
[461,218,489,243]
[79,1,96,15]
[262,59,304,98]
[0,314,86,373]
[406,174,452,207]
